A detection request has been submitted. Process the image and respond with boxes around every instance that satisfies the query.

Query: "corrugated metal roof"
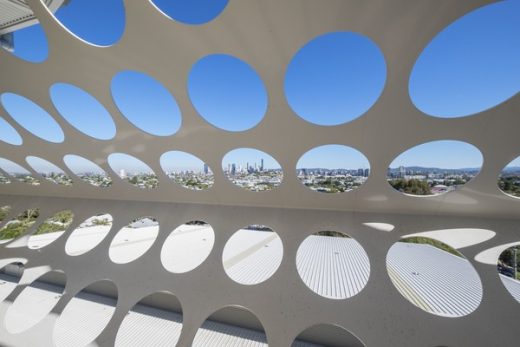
[115,305,183,347]
[499,274,520,303]
[6,228,520,344]
[387,243,482,317]
[296,235,370,299]
[53,291,117,347]
[223,229,283,285]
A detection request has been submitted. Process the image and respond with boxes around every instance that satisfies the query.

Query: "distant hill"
[388,166,481,174]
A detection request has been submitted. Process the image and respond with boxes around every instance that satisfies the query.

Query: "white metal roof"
[3,226,520,344]
[387,243,482,317]
[0,0,65,34]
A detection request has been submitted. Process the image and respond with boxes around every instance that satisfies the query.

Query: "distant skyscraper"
[203,163,209,175]
[357,168,364,177]
[399,166,406,178]
[260,158,264,171]
[364,168,370,177]
[231,163,236,175]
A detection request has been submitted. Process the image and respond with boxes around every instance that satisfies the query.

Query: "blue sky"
[297,145,370,170]
[1,1,519,171]
[410,0,520,117]
[1,93,64,143]
[64,155,107,175]
[26,156,66,175]
[0,117,22,145]
[50,83,116,140]
[151,0,228,25]
[285,31,386,126]
[160,151,208,173]
[108,153,155,176]
[111,71,181,136]
[188,54,268,132]
[389,141,483,169]
[0,158,30,175]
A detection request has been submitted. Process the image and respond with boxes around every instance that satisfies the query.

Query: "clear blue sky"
[1,93,64,143]
[285,31,386,126]
[64,155,107,175]
[26,156,66,175]
[152,0,228,25]
[1,0,519,170]
[0,158,30,175]
[410,0,520,117]
[188,54,267,131]
[111,71,182,136]
[50,83,116,140]
[108,153,155,175]
[389,141,483,169]
[0,117,22,146]
[222,149,281,170]
[506,156,520,169]
[160,151,208,173]
[297,145,370,170]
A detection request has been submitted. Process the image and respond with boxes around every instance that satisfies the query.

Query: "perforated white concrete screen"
[0,0,519,346]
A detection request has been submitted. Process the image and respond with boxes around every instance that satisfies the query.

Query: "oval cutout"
[0,158,39,185]
[222,148,283,191]
[53,280,118,347]
[161,221,214,273]
[50,83,116,140]
[497,245,520,303]
[498,156,520,198]
[111,70,182,136]
[0,208,39,244]
[108,153,158,189]
[188,54,268,131]
[5,270,65,334]
[160,151,214,190]
[65,214,113,256]
[292,324,365,347]
[386,236,482,317]
[297,144,370,193]
[151,0,228,25]
[285,32,386,126]
[296,231,370,299]
[28,210,74,249]
[409,1,520,118]
[223,225,283,285]
[192,306,268,346]
[0,261,25,302]
[45,0,125,46]
[64,154,112,187]
[387,140,482,196]
[26,156,72,186]
[1,93,64,143]
[109,217,159,264]
[115,291,183,347]
[0,21,48,63]
[0,117,23,145]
